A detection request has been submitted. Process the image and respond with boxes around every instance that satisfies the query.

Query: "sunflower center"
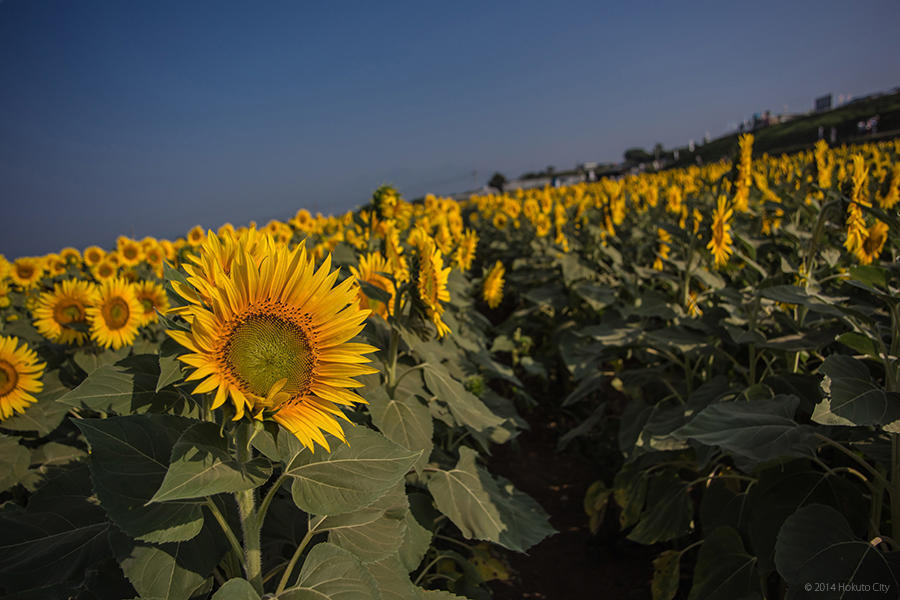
[140,297,155,313]
[225,314,314,399]
[54,300,86,325]
[104,298,131,329]
[0,360,17,397]
[17,266,33,279]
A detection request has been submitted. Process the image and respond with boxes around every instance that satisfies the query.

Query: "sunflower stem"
[386,326,400,395]
[234,430,263,594]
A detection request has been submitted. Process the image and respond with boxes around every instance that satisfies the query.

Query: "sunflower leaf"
[423,364,505,434]
[286,426,420,516]
[0,369,71,436]
[150,421,272,503]
[76,415,206,543]
[367,387,433,475]
[425,446,555,552]
[60,354,187,416]
[278,542,379,600]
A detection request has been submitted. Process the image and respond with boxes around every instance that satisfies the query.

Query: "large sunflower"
[86,278,142,349]
[0,335,45,420]
[167,235,378,451]
[854,220,889,265]
[33,279,98,345]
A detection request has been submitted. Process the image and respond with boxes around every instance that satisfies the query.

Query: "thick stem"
[385,327,400,396]
[234,433,263,594]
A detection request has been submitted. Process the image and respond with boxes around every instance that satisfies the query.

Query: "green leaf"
[687,527,760,600]
[673,395,817,463]
[314,486,408,563]
[150,421,272,503]
[286,426,420,516]
[73,346,130,375]
[423,365,505,433]
[837,331,880,358]
[775,504,900,594]
[60,354,182,415]
[157,354,184,392]
[0,464,111,594]
[368,386,433,474]
[0,370,71,436]
[278,542,379,599]
[365,555,420,600]
[426,446,555,552]
[359,280,392,305]
[813,355,900,428]
[651,550,681,600]
[30,442,86,468]
[849,264,888,288]
[398,498,432,572]
[627,471,692,545]
[76,415,205,543]
[212,578,261,600]
[0,434,30,492]
[110,516,227,600]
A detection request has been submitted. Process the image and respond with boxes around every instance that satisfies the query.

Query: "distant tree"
[624,147,652,163]
[488,172,507,192]
[545,166,556,175]
[653,143,664,159]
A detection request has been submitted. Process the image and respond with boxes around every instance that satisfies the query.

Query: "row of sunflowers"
[0,134,899,599]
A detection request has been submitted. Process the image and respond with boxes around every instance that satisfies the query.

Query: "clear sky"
[2,0,898,257]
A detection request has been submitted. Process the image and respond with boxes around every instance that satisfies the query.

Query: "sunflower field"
[1,135,900,599]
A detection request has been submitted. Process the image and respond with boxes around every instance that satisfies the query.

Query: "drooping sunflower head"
[134,281,169,326]
[855,220,889,265]
[86,278,142,350]
[33,279,98,345]
[0,335,45,420]
[483,260,505,309]
[454,229,478,271]
[167,235,378,451]
[349,252,396,320]
[415,238,452,338]
[10,257,43,288]
[706,195,734,268]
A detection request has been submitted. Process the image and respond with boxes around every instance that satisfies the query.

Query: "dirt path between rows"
[486,410,654,600]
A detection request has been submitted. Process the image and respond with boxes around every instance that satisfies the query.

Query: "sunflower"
[167,235,378,451]
[707,195,734,268]
[134,281,169,326]
[454,229,478,271]
[854,220,889,265]
[187,225,206,246]
[118,239,143,267]
[0,255,9,280]
[0,335,45,420]
[92,259,118,282]
[86,278,142,349]
[349,252,395,320]
[143,244,165,276]
[483,261,505,309]
[33,279,98,345]
[10,257,43,288]
[83,246,106,267]
[59,247,81,264]
[416,239,452,337]
[45,254,68,277]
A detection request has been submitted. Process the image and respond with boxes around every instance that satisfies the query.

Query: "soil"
[485,408,655,600]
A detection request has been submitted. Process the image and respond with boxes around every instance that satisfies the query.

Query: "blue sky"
[2,0,898,256]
